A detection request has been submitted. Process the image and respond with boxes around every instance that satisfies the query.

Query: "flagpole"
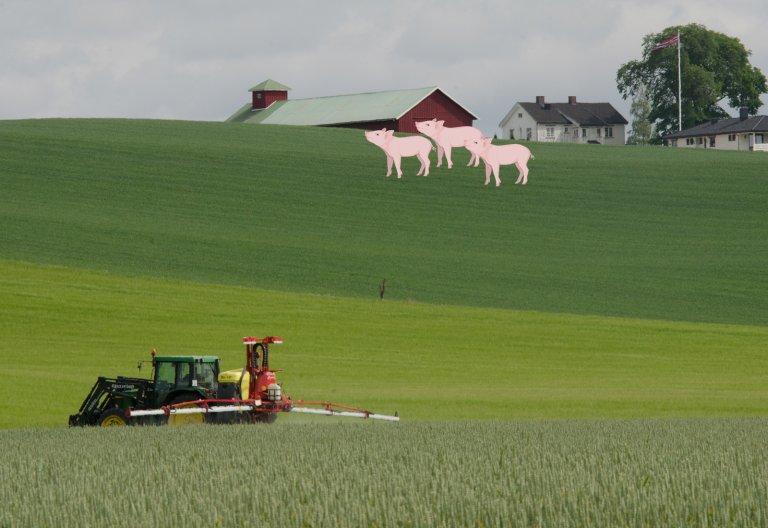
[677,32,682,131]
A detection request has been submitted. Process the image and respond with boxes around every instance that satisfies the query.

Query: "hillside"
[1,119,766,325]
[1,118,767,428]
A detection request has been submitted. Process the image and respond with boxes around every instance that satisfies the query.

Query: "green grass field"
[3,259,767,429]
[1,118,767,429]
[2,119,766,324]
[2,118,768,526]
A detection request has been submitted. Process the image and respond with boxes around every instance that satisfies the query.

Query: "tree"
[627,84,653,145]
[616,23,766,138]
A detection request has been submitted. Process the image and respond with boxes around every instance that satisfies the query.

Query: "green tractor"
[69,354,225,426]
[69,336,400,427]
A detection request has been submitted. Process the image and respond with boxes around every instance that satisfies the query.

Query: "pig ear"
[484,138,492,146]
[431,118,437,123]
[385,130,394,139]
[437,120,445,127]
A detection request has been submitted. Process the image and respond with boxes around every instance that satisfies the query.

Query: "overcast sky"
[1,0,766,135]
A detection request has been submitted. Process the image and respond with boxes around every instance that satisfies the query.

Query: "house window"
[596,128,601,137]
[755,134,764,144]
[526,128,532,140]
[582,128,587,138]
[509,129,515,140]
[573,128,578,137]
[709,137,716,147]
[605,127,613,138]
[697,137,703,145]
[728,134,736,141]
[546,127,555,138]
[518,113,523,118]
[564,127,569,134]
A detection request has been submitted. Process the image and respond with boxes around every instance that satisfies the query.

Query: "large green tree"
[617,23,766,137]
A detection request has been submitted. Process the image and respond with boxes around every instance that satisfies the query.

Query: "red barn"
[227,79,477,132]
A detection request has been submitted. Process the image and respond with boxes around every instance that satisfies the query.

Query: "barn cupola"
[249,79,291,110]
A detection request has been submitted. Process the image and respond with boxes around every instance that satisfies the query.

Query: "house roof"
[249,79,291,92]
[664,115,768,139]
[227,86,478,126]
[500,101,628,127]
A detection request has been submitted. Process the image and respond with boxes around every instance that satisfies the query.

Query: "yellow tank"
[218,368,250,400]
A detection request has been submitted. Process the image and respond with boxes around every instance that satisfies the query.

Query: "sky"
[1,0,767,136]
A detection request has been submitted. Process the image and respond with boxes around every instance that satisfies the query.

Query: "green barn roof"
[227,86,477,126]
[249,79,292,92]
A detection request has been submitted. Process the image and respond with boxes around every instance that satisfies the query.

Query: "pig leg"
[386,155,393,177]
[417,151,430,176]
[436,145,444,167]
[514,161,529,185]
[444,145,453,169]
[467,151,477,167]
[492,163,501,187]
[393,155,403,179]
[484,162,492,186]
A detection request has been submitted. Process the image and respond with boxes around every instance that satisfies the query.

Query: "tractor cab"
[152,355,220,406]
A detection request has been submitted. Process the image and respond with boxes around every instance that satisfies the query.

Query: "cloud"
[0,0,765,134]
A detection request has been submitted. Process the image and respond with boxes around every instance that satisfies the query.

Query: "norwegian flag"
[651,33,679,52]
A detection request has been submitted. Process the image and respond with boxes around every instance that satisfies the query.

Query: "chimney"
[568,96,577,105]
[536,96,545,105]
[249,79,290,110]
[740,107,749,121]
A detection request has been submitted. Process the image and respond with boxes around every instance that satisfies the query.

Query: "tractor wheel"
[167,394,205,426]
[253,412,278,424]
[99,408,129,427]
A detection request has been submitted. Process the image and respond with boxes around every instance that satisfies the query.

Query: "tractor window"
[178,362,192,386]
[195,363,216,391]
[156,362,176,385]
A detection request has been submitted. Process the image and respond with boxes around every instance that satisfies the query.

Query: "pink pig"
[364,129,433,179]
[464,138,534,187]
[415,119,484,168]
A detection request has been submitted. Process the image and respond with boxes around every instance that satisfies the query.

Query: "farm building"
[498,96,627,145]
[663,109,768,151]
[226,79,477,133]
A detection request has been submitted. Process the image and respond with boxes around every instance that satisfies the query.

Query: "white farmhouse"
[499,96,627,145]
[663,109,768,151]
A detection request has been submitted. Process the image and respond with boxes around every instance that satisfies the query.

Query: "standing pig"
[364,129,433,179]
[415,119,484,168]
[464,138,534,187]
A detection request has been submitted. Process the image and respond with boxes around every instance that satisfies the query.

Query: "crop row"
[2,418,767,527]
